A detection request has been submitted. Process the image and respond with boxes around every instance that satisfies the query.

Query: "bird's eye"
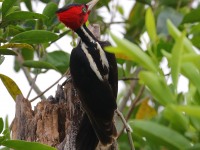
[82,6,87,13]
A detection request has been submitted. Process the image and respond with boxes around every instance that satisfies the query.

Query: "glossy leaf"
[139,71,175,105]
[4,11,48,21]
[188,144,200,150]
[23,0,32,11]
[181,63,200,93]
[2,140,56,150]
[160,0,190,7]
[170,33,184,90]
[4,25,25,37]
[43,51,70,74]
[0,43,34,50]
[1,11,48,27]
[177,105,200,119]
[115,52,132,60]
[21,48,34,61]
[145,7,157,42]
[182,8,200,23]
[130,120,191,149]
[1,0,17,17]
[191,34,200,49]
[0,49,17,56]
[0,118,3,134]
[106,33,157,72]
[136,0,151,5]
[10,30,58,44]
[0,56,5,65]
[167,20,195,54]
[23,60,57,70]
[126,2,145,41]
[182,54,200,70]
[0,74,22,101]
[163,105,188,131]
[42,2,58,26]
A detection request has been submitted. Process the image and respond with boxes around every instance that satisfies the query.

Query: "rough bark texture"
[12,79,83,149]
[11,24,118,150]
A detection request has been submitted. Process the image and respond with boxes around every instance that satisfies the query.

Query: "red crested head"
[56,0,99,31]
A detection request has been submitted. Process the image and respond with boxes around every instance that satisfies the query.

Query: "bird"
[56,0,118,149]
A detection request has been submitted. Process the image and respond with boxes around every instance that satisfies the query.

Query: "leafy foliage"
[1,0,200,149]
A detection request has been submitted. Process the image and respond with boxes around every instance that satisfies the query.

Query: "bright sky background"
[0,0,135,124]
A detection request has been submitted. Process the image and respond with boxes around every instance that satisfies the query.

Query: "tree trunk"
[11,24,118,150]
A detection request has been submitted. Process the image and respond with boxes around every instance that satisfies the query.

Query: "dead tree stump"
[11,24,118,150]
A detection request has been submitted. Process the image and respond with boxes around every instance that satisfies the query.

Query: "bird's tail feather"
[89,115,117,146]
[76,114,99,150]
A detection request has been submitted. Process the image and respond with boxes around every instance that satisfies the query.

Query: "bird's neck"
[75,24,97,45]
[75,24,110,81]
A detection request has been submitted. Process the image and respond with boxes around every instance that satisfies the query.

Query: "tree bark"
[11,24,118,150]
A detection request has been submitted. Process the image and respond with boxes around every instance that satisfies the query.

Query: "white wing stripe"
[81,43,103,81]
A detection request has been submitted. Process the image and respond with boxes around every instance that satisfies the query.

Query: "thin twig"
[126,85,145,120]
[26,74,38,99]
[116,109,135,150]
[118,68,141,112]
[30,71,68,102]
[119,77,139,81]
[118,85,145,137]
[16,52,46,100]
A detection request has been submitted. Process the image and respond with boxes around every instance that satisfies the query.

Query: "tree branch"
[30,70,69,102]
[118,68,141,112]
[16,52,46,100]
[116,109,135,150]
[118,85,145,137]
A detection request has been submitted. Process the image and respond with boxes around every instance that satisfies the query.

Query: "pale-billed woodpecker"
[56,0,118,149]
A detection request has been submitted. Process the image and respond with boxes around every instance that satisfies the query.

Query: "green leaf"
[42,2,58,26]
[0,49,17,56]
[167,19,195,54]
[2,140,56,150]
[170,33,184,90]
[188,144,200,150]
[4,25,25,37]
[0,56,5,65]
[4,11,48,21]
[0,118,3,134]
[0,74,22,101]
[139,71,175,105]
[10,30,58,44]
[23,0,32,11]
[1,0,17,17]
[182,8,200,23]
[182,54,200,70]
[136,0,151,5]
[177,105,200,119]
[191,34,200,49]
[106,33,157,72]
[126,2,145,41]
[130,120,191,149]
[40,0,51,3]
[21,48,34,61]
[0,43,34,50]
[145,7,157,42]
[160,0,190,7]
[181,63,200,93]
[163,105,188,131]
[43,51,70,74]
[23,60,57,70]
